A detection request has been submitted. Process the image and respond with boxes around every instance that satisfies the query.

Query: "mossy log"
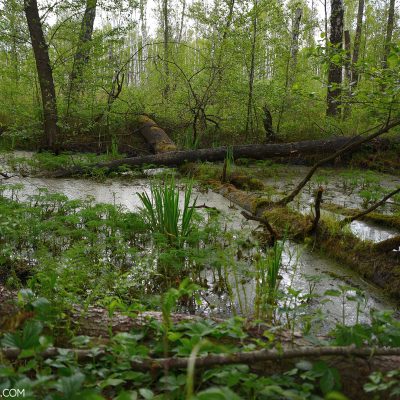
[138,115,177,154]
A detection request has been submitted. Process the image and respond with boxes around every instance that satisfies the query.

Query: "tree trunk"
[351,0,364,89]
[24,0,59,150]
[326,0,344,117]
[162,0,170,96]
[245,0,258,138]
[138,115,177,153]
[343,30,351,118]
[382,0,396,69]
[53,136,389,177]
[67,0,97,114]
[276,7,302,133]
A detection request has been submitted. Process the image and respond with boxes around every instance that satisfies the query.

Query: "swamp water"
[2,174,398,330]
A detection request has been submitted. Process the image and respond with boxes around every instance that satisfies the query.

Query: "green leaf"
[195,387,242,400]
[116,392,138,400]
[54,372,85,398]
[139,388,154,399]
[325,391,349,400]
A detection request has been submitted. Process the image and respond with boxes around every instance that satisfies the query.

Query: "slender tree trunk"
[324,0,328,48]
[139,0,148,83]
[382,0,396,69]
[67,0,98,115]
[343,30,351,118]
[178,0,186,43]
[351,0,364,89]
[245,0,258,138]
[276,7,302,133]
[24,0,58,150]
[326,0,344,117]
[162,0,170,96]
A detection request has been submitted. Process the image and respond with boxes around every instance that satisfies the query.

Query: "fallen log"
[138,115,177,154]
[1,342,400,399]
[374,235,400,253]
[53,136,369,177]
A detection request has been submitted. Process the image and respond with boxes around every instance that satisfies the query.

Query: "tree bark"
[382,0,396,69]
[53,135,376,177]
[67,0,97,114]
[343,30,351,118]
[351,0,364,88]
[245,0,258,137]
[24,0,59,150]
[162,0,170,96]
[276,7,302,133]
[326,0,344,117]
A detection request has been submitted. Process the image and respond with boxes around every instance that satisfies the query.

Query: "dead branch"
[340,187,400,226]
[309,187,324,234]
[277,119,400,205]
[241,210,278,243]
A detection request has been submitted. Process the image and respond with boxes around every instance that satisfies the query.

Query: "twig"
[241,211,278,243]
[194,204,219,211]
[340,187,400,226]
[277,119,400,206]
[309,187,324,234]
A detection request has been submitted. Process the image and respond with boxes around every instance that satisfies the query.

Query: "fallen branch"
[340,187,400,226]
[2,345,400,369]
[194,203,219,211]
[309,187,324,234]
[277,119,400,205]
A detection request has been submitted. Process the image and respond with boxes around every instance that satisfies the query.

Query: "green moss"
[322,203,400,230]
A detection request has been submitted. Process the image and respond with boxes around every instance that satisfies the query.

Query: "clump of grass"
[254,240,284,321]
[138,177,197,247]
